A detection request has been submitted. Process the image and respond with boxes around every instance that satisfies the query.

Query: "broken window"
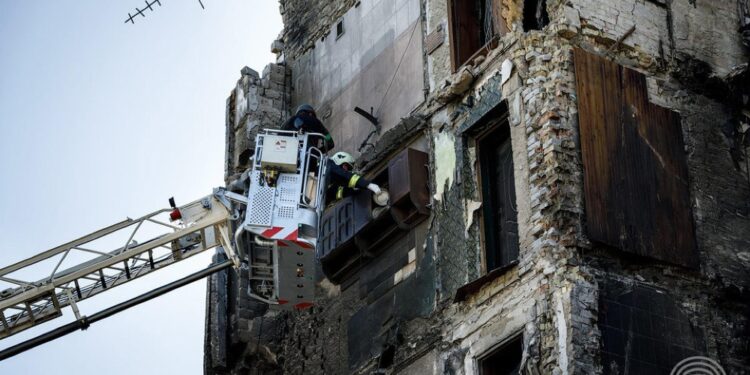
[477,119,519,272]
[237,148,253,171]
[573,48,698,267]
[479,335,523,375]
[447,0,507,70]
[599,278,706,374]
[522,0,548,31]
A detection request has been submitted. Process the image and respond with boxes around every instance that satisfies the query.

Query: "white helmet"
[331,152,355,166]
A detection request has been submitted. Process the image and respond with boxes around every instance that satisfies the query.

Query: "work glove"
[324,135,335,152]
[367,183,381,194]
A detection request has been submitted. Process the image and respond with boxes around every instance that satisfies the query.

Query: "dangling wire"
[483,0,495,44]
[375,20,420,118]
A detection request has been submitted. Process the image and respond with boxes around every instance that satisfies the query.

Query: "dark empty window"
[478,121,519,272]
[237,148,254,170]
[447,0,507,70]
[479,335,523,375]
[522,0,549,31]
[336,20,344,39]
[377,345,395,370]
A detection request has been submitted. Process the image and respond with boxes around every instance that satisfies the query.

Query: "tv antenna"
[125,0,206,24]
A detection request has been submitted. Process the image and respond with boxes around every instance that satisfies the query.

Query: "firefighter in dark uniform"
[327,151,381,201]
[281,104,335,152]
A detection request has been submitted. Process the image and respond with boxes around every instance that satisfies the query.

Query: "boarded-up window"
[573,48,698,268]
[478,120,520,271]
[447,0,507,70]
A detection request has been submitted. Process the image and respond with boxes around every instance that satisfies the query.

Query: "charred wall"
[279,0,359,61]
[287,0,426,157]
[207,0,750,374]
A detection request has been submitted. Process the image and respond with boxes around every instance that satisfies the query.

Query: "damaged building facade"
[206,0,750,373]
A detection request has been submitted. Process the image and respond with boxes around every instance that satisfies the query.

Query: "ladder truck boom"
[0,129,328,359]
[0,192,239,341]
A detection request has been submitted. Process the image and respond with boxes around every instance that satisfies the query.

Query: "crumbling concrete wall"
[206,61,292,375]
[223,63,291,184]
[550,0,750,373]
[425,27,588,373]
[207,0,750,373]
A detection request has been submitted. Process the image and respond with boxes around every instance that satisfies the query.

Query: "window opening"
[237,148,254,170]
[448,0,505,69]
[377,345,396,369]
[483,0,495,44]
[336,20,344,39]
[477,121,519,272]
[522,0,549,31]
[479,335,523,375]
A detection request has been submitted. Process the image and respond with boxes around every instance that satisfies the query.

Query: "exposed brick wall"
[429,30,590,374]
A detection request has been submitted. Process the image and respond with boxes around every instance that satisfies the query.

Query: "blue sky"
[0,1,281,373]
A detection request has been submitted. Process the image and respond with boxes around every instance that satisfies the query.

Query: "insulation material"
[501,0,522,29]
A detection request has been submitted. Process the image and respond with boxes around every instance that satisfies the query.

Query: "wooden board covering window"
[573,48,698,268]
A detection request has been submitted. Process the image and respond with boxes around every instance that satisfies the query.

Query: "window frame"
[336,20,345,40]
[476,333,524,375]
[447,0,507,72]
[472,112,519,274]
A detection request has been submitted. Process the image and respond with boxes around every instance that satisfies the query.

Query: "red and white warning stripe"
[259,227,315,250]
[259,226,291,239]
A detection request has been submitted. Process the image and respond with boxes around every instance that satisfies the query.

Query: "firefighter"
[281,104,335,152]
[327,151,381,201]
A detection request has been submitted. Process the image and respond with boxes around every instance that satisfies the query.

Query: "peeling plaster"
[467,145,478,179]
[555,293,569,375]
[434,131,456,201]
[501,59,514,87]
[465,200,483,238]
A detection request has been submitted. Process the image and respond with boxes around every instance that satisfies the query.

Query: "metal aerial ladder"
[0,129,328,360]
